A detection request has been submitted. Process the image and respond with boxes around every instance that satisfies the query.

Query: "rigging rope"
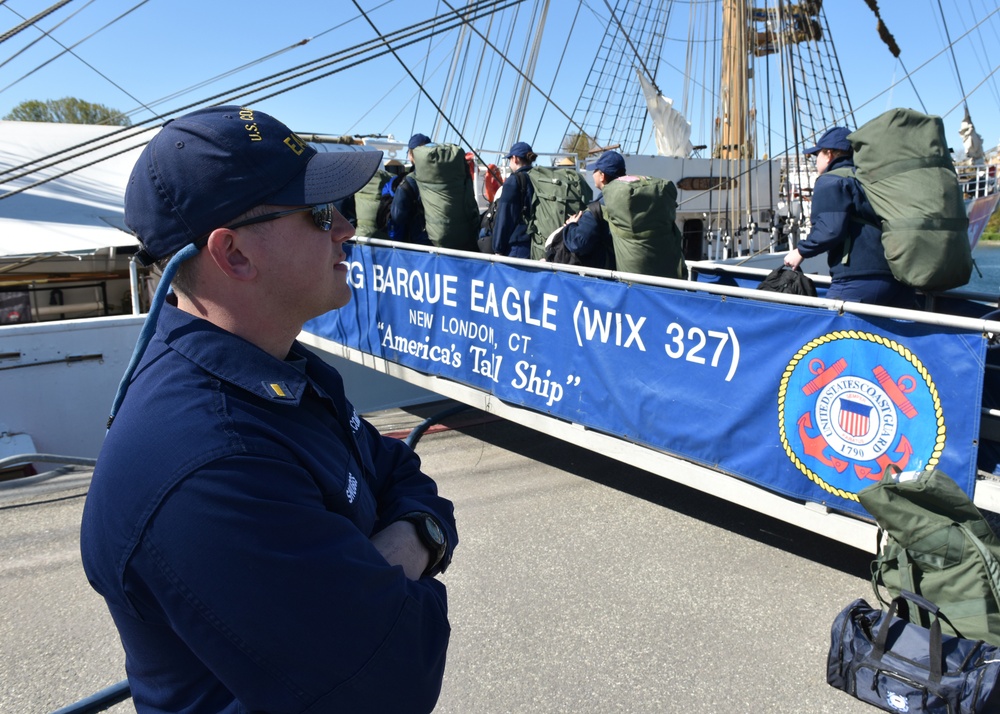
[0,0,73,45]
[0,0,96,72]
[0,0,516,192]
[350,0,489,165]
[935,0,970,114]
[438,0,590,144]
[528,0,583,149]
[0,0,156,116]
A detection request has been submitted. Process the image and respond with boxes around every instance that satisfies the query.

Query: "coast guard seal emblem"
[778,331,944,501]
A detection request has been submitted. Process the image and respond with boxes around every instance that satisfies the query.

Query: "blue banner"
[306,245,986,519]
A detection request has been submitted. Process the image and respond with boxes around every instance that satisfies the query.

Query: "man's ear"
[204,228,257,281]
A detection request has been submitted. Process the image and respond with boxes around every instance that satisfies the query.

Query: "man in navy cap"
[491,141,537,257]
[784,127,914,306]
[388,132,432,244]
[81,107,457,714]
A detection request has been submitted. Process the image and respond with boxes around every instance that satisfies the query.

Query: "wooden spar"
[717,0,752,161]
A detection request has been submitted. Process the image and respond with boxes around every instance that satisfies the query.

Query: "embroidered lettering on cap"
[284,134,306,156]
[263,381,295,399]
[239,109,262,142]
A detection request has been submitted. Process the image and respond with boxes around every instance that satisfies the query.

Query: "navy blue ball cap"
[125,105,383,263]
[505,141,533,159]
[586,151,626,178]
[407,133,432,151]
[803,126,853,155]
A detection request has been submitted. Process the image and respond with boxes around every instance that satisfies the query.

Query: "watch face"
[424,516,445,546]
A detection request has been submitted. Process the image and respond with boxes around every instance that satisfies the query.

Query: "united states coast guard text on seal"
[778,331,946,501]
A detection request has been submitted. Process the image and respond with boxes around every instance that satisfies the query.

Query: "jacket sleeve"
[129,453,451,714]
[796,173,854,259]
[360,419,458,566]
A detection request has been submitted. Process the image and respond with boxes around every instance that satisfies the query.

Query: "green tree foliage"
[3,97,131,126]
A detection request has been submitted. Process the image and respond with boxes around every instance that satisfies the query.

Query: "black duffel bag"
[756,265,817,296]
[828,591,1000,712]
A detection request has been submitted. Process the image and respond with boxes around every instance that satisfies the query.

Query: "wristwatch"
[399,511,448,577]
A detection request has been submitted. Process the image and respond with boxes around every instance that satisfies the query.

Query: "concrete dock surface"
[2,401,875,713]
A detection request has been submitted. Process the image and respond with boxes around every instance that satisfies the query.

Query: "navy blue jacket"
[388,175,430,245]
[796,155,894,282]
[81,302,455,714]
[492,167,534,258]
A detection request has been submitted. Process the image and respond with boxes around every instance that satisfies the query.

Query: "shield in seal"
[778,330,945,502]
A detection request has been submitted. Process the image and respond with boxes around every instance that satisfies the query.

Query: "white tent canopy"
[0,120,150,259]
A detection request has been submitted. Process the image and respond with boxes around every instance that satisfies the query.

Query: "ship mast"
[717,0,753,159]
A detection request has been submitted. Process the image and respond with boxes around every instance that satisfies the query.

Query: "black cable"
[404,404,471,449]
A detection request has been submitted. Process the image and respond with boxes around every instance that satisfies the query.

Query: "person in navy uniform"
[387,132,432,244]
[81,106,457,714]
[491,140,537,257]
[784,126,914,307]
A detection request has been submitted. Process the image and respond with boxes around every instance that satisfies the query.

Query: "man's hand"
[370,520,431,580]
[783,248,804,269]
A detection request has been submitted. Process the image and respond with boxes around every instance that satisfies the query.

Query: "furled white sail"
[635,68,693,159]
[960,108,985,163]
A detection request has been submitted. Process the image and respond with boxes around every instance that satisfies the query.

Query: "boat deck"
[3,401,876,713]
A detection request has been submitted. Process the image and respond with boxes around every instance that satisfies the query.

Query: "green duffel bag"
[525,166,593,261]
[836,108,972,291]
[411,143,479,251]
[601,175,685,279]
[354,168,393,239]
[858,466,1000,646]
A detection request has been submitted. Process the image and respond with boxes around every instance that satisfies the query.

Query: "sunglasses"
[226,203,337,232]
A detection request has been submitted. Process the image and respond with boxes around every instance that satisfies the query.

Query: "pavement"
[2,401,876,713]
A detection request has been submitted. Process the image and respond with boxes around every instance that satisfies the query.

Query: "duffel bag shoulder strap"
[872,529,919,606]
[961,523,1000,615]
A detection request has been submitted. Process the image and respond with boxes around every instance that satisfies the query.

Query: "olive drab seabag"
[525,166,593,260]
[857,467,1000,646]
[600,175,685,279]
[411,143,480,251]
[354,168,394,239]
[839,108,972,291]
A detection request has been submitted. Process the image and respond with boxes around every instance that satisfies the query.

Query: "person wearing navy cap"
[80,106,457,714]
[491,140,537,257]
[784,127,914,307]
[551,151,624,268]
[387,132,432,244]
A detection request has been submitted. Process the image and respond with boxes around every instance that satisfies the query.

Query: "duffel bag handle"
[875,590,944,681]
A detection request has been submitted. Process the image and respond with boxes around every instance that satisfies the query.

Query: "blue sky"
[1,0,998,161]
